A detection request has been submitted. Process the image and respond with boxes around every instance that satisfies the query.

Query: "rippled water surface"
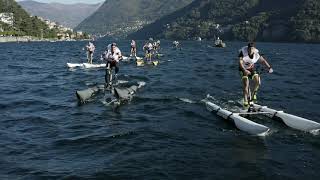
[1,40,320,179]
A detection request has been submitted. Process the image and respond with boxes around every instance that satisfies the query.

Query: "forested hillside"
[0,0,56,38]
[129,0,320,43]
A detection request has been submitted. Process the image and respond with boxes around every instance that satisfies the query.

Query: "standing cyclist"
[86,41,95,64]
[130,40,137,57]
[102,43,122,88]
[239,42,273,107]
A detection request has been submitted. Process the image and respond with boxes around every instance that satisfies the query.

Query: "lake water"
[1,40,319,179]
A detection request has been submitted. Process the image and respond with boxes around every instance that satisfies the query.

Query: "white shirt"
[87,42,95,52]
[131,41,136,47]
[240,46,260,70]
[144,43,153,51]
[105,47,122,62]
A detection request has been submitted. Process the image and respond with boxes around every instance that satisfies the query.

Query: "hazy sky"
[16,0,103,4]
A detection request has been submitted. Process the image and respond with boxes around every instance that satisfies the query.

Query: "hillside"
[0,0,56,38]
[129,0,320,43]
[75,0,193,37]
[18,0,102,28]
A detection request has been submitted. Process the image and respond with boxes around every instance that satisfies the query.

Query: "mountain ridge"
[18,0,102,28]
[75,0,194,37]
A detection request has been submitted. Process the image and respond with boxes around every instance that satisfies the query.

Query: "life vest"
[240,46,260,70]
[148,43,153,50]
[144,43,153,51]
[105,47,122,62]
[131,41,136,48]
[87,43,95,52]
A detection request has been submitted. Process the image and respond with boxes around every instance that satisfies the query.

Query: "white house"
[0,13,14,26]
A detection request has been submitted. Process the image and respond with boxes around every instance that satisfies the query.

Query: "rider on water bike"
[102,43,122,88]
[239,42,273,108]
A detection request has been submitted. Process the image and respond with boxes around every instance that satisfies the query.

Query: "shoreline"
[0,36,89,43]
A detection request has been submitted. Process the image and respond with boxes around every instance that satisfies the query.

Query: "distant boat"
[214,37,226,48]
[197,37,202,41]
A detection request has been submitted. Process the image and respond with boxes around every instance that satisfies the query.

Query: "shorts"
[107,60,117,68]
[239,69,259,80]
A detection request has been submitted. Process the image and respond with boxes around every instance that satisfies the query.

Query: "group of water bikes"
[74,40,320,136]
[75,39,168,107]
[130,39,163,66]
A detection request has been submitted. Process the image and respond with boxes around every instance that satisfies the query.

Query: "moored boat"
[214,37,226,48]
